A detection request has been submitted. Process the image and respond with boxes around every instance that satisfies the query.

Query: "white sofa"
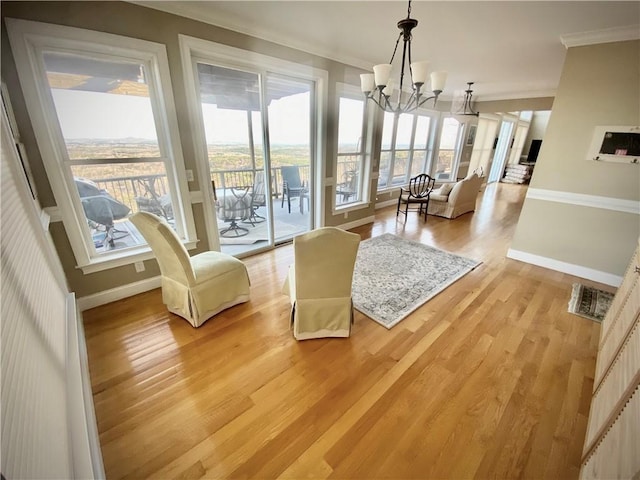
[427,174,483,219]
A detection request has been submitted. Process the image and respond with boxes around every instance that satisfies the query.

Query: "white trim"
[5,18,197,271]
[66,294,105,479]
[133,1,372,73]
[526,188,640,215]
[376,198,399,209]
[335,215,375,231]
[507,248,623,287]
[561,25,640,49]
[76,275,162,311]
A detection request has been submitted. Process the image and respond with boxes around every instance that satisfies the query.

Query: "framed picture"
[466,124,477,146]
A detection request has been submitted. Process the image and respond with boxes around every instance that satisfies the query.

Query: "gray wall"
[1,1,376,296]
[510,40,640,281]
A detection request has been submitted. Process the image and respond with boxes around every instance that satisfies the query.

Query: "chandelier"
[360,0,447,115]
[453,82,480,116]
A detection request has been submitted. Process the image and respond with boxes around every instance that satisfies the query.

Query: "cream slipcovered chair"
[130,211,250,327]
[282,227,361,340]
[427,173,483,219]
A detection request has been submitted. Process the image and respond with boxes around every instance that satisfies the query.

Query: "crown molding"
[130,1,372,71]
[561,25,640,49]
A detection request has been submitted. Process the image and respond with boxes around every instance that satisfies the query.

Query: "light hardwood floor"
[83,182,607,479]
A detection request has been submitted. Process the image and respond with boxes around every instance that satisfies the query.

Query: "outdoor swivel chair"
[130,211,250,327]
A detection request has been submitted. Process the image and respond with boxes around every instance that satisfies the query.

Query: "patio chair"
[282,227,361,340]
[281,166,308,214]
[244,170,267,225]
[130,211,251,327]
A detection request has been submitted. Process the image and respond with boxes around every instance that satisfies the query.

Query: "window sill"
[333,200,370,215]
[77,239,198,274]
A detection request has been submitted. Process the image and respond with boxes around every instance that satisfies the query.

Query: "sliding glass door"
[194,62,313,256]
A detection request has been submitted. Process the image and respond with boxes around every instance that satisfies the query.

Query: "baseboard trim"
[376,198,398,209]
[507,248,623,287]
[76,275,161,311]
[526,188,640,215]
[336,215,375,231]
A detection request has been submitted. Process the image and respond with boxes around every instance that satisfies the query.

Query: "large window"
[335,94,366,207]
[435,116,464,181]
[7,19,195,272]
[377,110,437,190]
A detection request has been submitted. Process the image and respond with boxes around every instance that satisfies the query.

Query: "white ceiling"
[136,1,640,101]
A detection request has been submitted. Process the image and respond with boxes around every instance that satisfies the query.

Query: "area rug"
[568,283,615,323]
[352,234,481,329]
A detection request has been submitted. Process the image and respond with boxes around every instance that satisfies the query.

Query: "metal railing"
[89,173,170,213]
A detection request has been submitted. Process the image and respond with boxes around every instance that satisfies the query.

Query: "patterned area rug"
[352,234,481,329]
[568,283,615,322]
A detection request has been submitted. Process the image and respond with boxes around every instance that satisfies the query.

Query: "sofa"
[427,173,483,219]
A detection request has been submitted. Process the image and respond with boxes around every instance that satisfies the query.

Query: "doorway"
[194,63,314,256]
[488,117,515,183]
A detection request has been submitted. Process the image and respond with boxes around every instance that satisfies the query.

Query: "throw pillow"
[435,183,454,196]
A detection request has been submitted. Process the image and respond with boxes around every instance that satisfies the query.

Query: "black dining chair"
[396,173,436,222]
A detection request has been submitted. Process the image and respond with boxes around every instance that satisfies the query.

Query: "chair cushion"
[191,251,248,283]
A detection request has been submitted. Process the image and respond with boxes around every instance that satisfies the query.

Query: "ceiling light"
[359,0,447,115]
[452,82,480,116]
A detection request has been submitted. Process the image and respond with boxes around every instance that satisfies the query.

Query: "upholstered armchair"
[427,173,483,219]
[130,211,250,327]
[282,227,361,340]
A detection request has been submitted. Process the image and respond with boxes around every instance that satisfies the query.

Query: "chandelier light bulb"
[373,64,392,88]
[360,73,375,93]
[410,61,429,86]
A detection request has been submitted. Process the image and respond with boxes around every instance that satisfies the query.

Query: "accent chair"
[130,211,250,327]
[282,227,361,340]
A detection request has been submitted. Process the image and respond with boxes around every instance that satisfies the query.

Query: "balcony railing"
[87,162,358,213]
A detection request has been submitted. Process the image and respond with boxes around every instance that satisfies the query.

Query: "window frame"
[333,84,371,212]
[377,108,439,192]
[6,18,196,273]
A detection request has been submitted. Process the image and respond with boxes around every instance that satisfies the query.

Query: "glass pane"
[378,151,392,189]
[337,97,364,153]
[381,112,395,150]
[336,154,361,206]
[43,51,160,160]
[70,162,170,252]
[414,115,431,149]
[268,75,312,241]
[395,113,413,149]
[411,150,427,177]
[198,64,261,190]
[436,117,462,181]
[391,151,409,185]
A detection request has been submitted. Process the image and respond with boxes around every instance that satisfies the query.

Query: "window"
[377,110,437,190]
[435,116,464,181]
[335,86,370,209]
[7,19,195,272]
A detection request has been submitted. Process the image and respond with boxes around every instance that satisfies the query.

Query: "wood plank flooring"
[83,183,606,479]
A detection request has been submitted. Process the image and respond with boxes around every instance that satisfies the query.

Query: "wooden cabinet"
[580,239,640,479]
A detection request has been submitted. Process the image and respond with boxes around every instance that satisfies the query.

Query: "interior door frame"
[178,35,328,255]
[488,114,518,183]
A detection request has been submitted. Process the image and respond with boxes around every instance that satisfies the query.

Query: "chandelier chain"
[389,31,403,65]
